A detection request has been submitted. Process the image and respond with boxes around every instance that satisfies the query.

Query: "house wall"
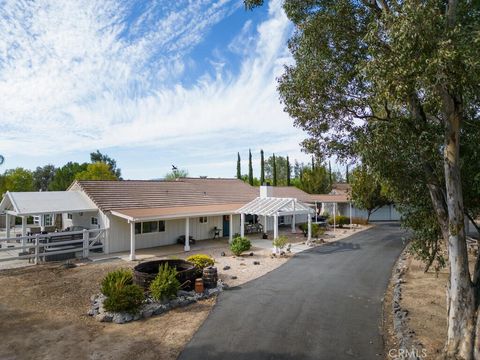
[325,203,401,221]
[62,211,102,230]
[107,214,242,254]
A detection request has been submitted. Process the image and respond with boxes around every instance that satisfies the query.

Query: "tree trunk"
[442,92,476,360]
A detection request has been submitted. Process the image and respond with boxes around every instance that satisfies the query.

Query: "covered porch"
[236,197,314,242]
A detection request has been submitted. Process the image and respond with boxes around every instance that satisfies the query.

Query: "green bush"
[149,263,181,301]
[103,284,145,313]
[328,215,349,228]
[101,268,144,313]
[299,223,325,238]
[272,235,288,249]
[101,268,134,297]
[186,254,215,269]
[351,217,369,225]
[230,236,251,256]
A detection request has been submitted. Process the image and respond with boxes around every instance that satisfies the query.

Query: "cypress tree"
[346,164,349,183]
[311,155,315,171]
[286,156,291,186]
[328,161,332,187]
[273,153,277,186]
[248,149,254,185]
[260,150,265,185]
[236,153,241,179]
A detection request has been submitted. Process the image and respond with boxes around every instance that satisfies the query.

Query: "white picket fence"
[0,229,106,265]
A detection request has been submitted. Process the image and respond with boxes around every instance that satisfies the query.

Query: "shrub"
[311,223,326,238]
[328,215,349,228]
[272,235,288,249]
[186,254,215,269]
[101,268,133,297]
[230,236,251,256]
[101,268,144,313]
[149,263,181,301]
[351,217,369,225]
[103,284,145,313]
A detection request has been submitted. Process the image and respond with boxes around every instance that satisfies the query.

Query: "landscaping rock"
[221,252,226,256]
[113,312,133,324]
[169,298,182,309]
[177,290,195,297]
[223,265,231,270]
[153,304,169,315]
[231,275,238,280]
[240,263,246,266]
[253,261,260,265]
[249,252,254,256]
[207,287,220,296]
[95,312,113,323]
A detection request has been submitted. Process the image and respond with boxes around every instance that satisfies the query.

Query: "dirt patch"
[0,262,214,360]
[401,256,448,359]
[0,225,370,360]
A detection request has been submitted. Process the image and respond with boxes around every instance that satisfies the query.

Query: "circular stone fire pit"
[133,259,197,290]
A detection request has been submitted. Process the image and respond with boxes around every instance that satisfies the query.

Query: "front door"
[223,215,229,237]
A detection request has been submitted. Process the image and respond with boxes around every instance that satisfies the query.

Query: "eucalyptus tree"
[246,1,480,357]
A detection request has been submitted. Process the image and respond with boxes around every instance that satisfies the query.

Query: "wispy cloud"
[0,0,305,177]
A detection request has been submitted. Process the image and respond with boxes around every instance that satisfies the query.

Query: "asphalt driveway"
[179,222,407,360]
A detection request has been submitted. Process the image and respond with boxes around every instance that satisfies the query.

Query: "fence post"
[83,229,89,259]
[34,234,39,265]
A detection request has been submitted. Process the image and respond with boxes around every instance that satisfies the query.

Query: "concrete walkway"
[179,222,407,360]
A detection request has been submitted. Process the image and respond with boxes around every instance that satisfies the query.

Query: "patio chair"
[212,227,221,239]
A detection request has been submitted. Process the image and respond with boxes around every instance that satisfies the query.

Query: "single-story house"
[0,179,399,261]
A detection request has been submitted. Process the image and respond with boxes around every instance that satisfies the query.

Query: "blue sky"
[0,0,315,179]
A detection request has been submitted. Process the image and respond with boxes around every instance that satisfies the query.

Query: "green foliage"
[101,268,144,314]
[292,163,331,194]
[272,235,288,249]
[299,223,325,238]
[230,236,251,256]
[164,168,189,180]
[0,167,35,195]
[351,217,369,225]
[90,150,122,179]
[33,165,57,191]
[260,150,265,185]
[328,216,349,228]
[101,268,134,297]
[350,166,390,221]
[237,152,241,180]
[149,263,181,301]
[186,254,215,269]
[75,162,118,181]
[248,149,254,185]
[49,162,88,190]
[103,284,144,314]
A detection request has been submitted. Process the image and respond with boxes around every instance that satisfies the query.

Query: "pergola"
[236,197,314,241]
[0,191,98,238]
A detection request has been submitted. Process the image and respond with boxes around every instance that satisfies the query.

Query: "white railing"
[0,229,106,265]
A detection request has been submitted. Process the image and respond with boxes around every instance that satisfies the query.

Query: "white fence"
[0,229,106,265]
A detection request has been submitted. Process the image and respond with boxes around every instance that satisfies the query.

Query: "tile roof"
[269,186,315,203]
[73,178,258,212]
[112,203,245,221]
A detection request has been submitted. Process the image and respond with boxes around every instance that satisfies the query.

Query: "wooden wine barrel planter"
[133,259,196,290]
[202,266,218,289]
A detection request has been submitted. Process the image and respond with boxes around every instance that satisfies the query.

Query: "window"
[44,214,53,226]
[67,213,73,220]
[159,221,165,232]
[135,221,166,235]
[91,217,98,225]
[135,223,141,234]
[199,217,208,224]
[142,221,158,234]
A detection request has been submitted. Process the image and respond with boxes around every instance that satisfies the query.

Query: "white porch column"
[273,214,278,240]
[5,213,11,238]
[40,215,45,232]
[184,217,190,251]
[129,221,136,261]
[307,216,312,241]
[333,202,337,233]
[21,216,27,236]
[240,213,245,238]
[291,201,296,233]
[349,202,352,227]
[229,214,233,243]
[264,215,268,232]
